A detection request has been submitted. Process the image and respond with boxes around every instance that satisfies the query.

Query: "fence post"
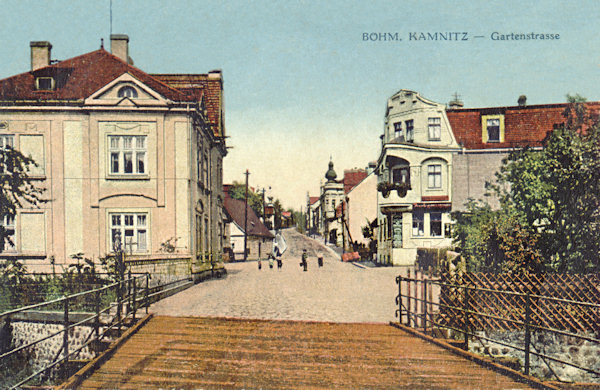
[463,285,469,350]
[145,273,149,314]
[524,292,531,375]
[407,269,412,327]
[423,277,428,335]
[398,276,402,324]
[117,280,122,337]
[132,276,137,321]
[420,271,425,329]
[94,289,100,349]
[127,270,132,317]
[63,297,69,379]
[413,269,418,328]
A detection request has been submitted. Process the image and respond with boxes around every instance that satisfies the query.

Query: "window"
[430,212,442,237]
[117,86,138,98]
[393,122,402,139]
[428,164,442,188]
[0,135,14,174]
[412,210,424,237]
[0,135,14,149]
[109,135,146,175]
[392,214,402,248]
[428,117,441,141]
[487,118,500,142]
[392,166,410,185]
[110,213,148,252]
[36,77,54,90]
[405,120,414,142]
[0,214,15,252]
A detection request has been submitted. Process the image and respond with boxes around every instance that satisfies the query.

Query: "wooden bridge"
[60,315,551,389]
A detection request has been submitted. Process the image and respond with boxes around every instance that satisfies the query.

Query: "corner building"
[0,36,227,272]
[377,89,600,266]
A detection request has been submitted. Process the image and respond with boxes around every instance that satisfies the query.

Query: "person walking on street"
[300,249,308,272]
[269,255,274,269]
[258,259,262,270]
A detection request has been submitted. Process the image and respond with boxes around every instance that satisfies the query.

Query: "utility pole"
[261,187,266,220]
[243,169,250,261]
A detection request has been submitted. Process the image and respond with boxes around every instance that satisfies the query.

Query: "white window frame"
[392,165,410,185]
[108,135,147,176]
[117,85,138,98]
[412,210,424,237]
[110,212,148,253]
[428,117,441,141]
[393,122,402,139]
[405,120,414,142]
[430,212,443,237]
[487,118,501,142]
[0,214,16,252]
[427,164,442,189]
[0,135,14,149]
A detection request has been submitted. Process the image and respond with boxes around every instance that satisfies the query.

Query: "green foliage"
[454,95,600,273]
[228,181,264,218]
[0,147,46,250]
[452,201,543,273]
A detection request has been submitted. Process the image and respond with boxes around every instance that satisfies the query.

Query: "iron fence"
[0,273,151,389]
[395,271,600,380]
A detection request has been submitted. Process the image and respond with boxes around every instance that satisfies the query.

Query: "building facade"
[0,36,227,272]
[376,89,600,266]
[376,90,459,265]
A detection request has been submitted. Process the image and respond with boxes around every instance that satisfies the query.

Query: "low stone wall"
[469,330,600,383]
[125,255,192,288]
[2,316,96,382]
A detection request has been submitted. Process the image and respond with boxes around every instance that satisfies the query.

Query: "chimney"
[110,34,129,63]
[518,95,527,106]
[30,41,52,71]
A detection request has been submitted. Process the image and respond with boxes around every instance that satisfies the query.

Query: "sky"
[1,0,599,209]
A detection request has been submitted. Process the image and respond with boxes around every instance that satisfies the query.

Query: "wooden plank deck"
[73,316,540,389]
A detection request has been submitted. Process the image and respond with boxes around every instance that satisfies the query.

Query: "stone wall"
[469,330,600,383]
[125,255,191,287]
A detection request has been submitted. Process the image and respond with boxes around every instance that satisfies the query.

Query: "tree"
[0,147,46,251]
[455,95,600,273]
[228,181,264,218]
[452,200,543,273]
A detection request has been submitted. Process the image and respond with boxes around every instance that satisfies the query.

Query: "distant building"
[345,171,377,250]
[307,161,370,248]
[376,89,600,266]
[223,193,274,261]
[0,36,227,272]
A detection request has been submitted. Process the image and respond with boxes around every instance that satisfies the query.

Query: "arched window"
[117,85,138,98]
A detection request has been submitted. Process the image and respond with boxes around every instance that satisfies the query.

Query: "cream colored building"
[345,171,377,248]
[0,36,227,272]
[376,90,459,265]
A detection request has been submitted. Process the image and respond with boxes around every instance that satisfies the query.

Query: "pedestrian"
[277,257,283,269]
[318,256,323,267]
[300,249,308,272]
[269,255,274,269]
[258,259,262,270]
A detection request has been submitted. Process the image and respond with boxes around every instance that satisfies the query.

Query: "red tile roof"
[0,49,187,102]
[343,169,368,194]
[0,49,225,137]
[152,73,224,137]
[224,197,273,239]
[308,196,319,205]
[446,103,600,149]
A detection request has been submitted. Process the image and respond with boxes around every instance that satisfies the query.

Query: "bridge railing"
[395,272,600,380]
[0,273,151,389]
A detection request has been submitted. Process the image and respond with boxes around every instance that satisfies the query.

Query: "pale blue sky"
[1,0,599,209]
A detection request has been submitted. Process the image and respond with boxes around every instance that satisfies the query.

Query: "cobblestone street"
[151,229,401,323]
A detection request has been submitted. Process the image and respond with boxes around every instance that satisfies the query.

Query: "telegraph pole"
[243,169,249,261]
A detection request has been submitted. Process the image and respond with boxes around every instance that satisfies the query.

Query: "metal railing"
[0,273,150,389]
[395,272,600,380]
